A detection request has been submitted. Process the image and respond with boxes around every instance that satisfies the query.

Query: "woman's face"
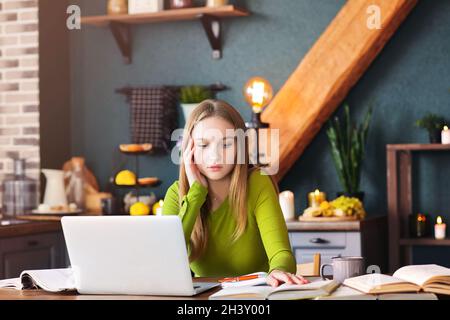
[191,116,237,181]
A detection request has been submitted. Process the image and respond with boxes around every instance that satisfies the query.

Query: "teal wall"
[71,1,450,264]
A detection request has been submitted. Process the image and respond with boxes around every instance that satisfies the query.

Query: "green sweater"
[162,169,296,277]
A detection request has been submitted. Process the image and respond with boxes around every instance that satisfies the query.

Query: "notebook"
[220,272,268,288]
[0,268,75,293]
[316,285,437,300]
[343,264,450,295]
[209,278,340,300]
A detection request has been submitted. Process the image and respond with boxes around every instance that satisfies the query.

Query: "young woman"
[162,99,308,287]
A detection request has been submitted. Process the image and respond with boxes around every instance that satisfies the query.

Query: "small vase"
[180,103,199,122]
[428,129,442,144]
[336,191,365,202]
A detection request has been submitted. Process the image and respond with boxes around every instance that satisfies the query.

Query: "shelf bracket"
[199,14,222,60]
[109,22,132,64]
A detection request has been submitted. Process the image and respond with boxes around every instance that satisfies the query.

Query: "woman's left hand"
[266,270,309,287]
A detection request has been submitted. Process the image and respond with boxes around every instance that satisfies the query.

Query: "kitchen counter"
[286,216,386,231]
[0,216,386,236]
[0,216,385,235]
[0,219,61,238]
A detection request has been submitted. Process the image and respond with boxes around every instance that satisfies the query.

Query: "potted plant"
[326,103,372,202]
[179,85,213,121]
[414,113,447,143]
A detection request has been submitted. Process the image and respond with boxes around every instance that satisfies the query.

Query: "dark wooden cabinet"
[0,232,67,279]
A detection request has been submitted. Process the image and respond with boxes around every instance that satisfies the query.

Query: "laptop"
[61,215,219,296]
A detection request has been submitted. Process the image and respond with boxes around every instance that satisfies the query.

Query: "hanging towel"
[129,86,178,153]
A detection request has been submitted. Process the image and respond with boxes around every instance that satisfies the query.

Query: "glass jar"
[1,159,39,217]
[170,0,193,9]
[66,157,86,210]
[107,0,128,15]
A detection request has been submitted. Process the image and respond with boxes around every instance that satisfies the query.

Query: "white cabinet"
[289,231,362,266]
[287,216,388,273]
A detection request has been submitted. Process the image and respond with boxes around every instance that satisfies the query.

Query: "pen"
[218,274,263,283]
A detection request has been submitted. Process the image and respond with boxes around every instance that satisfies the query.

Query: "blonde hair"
[179,99,253,262]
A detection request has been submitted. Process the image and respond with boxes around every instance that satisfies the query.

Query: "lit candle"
[434,216,446,240]
[442,126,450,145]
[206,0,229,7]
[279,191,295,221]
[308,189,326,208]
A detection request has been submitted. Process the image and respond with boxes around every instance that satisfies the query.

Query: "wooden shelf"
[115,180,162,189]
[399,238,450,246]
[387,144,450,151]
[387,144,450,272]
[80,5,250,63]
[81,5,249,26]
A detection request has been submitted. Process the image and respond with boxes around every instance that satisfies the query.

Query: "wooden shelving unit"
[80,5,250,63]
[399,238,450,246]
[387,143,450,272]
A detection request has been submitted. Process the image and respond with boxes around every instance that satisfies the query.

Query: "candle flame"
[417,214,426,222]
[444,126,449,131]
[314,189,320,195]
[437,216,443,224]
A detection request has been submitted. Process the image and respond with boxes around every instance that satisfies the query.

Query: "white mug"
[320,256,365,283]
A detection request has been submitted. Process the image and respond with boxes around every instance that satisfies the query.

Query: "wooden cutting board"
[298,215,359,222]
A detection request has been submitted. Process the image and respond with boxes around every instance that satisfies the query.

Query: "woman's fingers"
[289,274,304,285]
[266,275,279,288]
[267,271,310,287]
[270,271,293,285]
[290,274,309,284]
[184,141,194,165]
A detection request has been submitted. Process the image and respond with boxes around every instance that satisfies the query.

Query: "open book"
[316,285,437,300]
[209,278,340,300]
[343,264,450,295]
[0,268,75,293]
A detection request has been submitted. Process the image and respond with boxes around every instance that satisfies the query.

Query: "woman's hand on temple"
[183,137,208,188]
[266,270,309,287]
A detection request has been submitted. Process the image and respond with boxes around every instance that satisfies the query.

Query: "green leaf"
[326,103,373,193]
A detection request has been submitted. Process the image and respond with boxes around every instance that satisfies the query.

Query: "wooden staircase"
[261,0,418,182]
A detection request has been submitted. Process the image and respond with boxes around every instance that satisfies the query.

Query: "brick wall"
[0,0,40,202]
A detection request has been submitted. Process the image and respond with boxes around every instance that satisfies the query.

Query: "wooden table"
[0,277,447,300]
[0,277,222,300]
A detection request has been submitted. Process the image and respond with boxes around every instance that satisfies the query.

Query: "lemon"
[152,200,164,215]
[130,202,150,216]
[115,170,136,185]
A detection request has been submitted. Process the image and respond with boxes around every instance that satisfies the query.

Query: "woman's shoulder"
[248,167,276,192]
[168,180,180,193]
